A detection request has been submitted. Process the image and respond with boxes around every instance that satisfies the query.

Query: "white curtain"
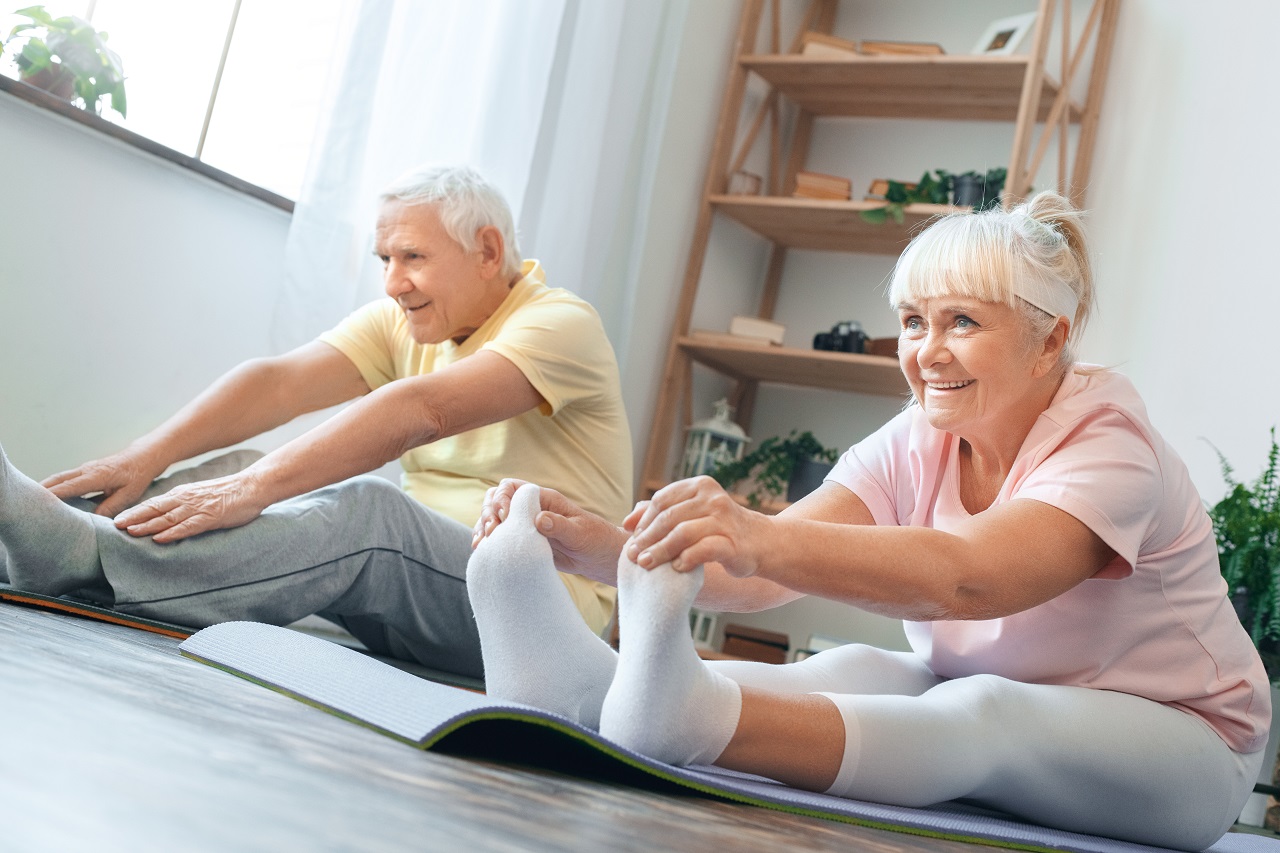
[275,0,688,368]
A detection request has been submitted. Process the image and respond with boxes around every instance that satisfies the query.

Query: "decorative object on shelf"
[813,320,866,354]
[793,170,852,200]
[727,170,762,195]
[972,11,1037,56]
[865,336,898,358]
[689,608,718,649]
[2,4,127,117]
[950,167,1007,210]
[729,315,785,345]
[722,623,789,664]
[860,169,951,224]
[680,398,749,480]
[709,429,840,508]
[1207,427,1280,682]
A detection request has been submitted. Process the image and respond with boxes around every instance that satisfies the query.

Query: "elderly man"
[0,164,632,680]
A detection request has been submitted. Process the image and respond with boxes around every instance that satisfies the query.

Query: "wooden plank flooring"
[0,603,981,853]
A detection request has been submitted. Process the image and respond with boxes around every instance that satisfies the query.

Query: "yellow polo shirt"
[318,260,631,634]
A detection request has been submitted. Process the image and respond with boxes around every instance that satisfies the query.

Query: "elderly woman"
[468,192,1269,851]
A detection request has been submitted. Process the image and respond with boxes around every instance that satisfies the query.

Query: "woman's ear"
[1034,316,1071,377]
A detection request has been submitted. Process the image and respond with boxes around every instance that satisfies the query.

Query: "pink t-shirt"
[830,367,1271,753]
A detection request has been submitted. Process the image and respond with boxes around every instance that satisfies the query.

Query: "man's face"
[374,200,496,345]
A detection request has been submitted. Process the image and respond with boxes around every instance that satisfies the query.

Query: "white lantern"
[680,398,749,479]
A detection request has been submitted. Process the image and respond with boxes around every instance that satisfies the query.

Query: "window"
[1,0,349,200]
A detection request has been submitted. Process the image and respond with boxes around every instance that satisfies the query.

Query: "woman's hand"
[41,448,167,518]
[623,475,766,578]
[112,473,270,543]
[474,478,628,583]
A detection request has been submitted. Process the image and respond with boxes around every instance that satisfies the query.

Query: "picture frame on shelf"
[971,11,1037,56]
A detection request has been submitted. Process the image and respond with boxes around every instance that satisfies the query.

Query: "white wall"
[3,0,1277,655]
[0,94,335,480]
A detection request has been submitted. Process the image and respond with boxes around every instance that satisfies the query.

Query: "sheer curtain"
[275,0,687,367]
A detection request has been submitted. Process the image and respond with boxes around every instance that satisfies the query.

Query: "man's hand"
[474,478,628,583]
[42,449,167,518]
[113,473,270,543]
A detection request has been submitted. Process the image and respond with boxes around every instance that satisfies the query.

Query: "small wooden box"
[866,336,898,358]
[721,624,789,664]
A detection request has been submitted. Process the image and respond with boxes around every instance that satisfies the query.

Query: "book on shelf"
[865,178,917,199]
[728,315,786,345]
[799,31,859,59]
[859,39,945,57]
[793,170,852,201]
[688,328,780,349]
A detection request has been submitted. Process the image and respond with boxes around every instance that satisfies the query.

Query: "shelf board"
[678,336,909,397]
[711,194,959,254]
[740,54,1080,122]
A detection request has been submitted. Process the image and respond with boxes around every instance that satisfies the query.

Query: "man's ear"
[476,225,505,279]
[1034,316,1071,377]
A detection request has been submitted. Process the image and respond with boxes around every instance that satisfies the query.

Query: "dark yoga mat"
[179,621,1280,853]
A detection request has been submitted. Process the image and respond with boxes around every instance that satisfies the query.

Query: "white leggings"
[708,644,1262,851]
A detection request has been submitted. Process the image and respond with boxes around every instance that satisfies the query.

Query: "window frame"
[0,72,293,213]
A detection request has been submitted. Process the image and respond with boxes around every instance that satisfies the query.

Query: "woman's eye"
[902,317,923,332]
[955,315,976,328]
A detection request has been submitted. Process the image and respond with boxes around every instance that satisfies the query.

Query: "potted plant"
[1208,427,1280,680]
[709,430,840,509]
[859,169,951,225]
[1207,428,1280,828]
[951,167,1008,210]
[3,5,127,117]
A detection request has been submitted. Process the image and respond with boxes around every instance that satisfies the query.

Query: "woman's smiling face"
[897,296,1048,441]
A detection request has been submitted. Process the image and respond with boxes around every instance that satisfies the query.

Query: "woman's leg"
[817,674,1258,850]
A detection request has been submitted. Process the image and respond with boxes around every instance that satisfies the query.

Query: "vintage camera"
[813,320,867,354]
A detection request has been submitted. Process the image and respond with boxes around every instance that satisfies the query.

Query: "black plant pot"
[787,458,831,503]
[952,175,984,208]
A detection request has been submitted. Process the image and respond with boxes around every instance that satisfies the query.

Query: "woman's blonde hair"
[887,191,1094,368]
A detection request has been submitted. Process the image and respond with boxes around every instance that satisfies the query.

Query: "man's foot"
[466,483,617,728]
[598,557,741,765]
[0,443,106,596]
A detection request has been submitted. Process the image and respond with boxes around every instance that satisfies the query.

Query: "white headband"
[1013,276,1078,322]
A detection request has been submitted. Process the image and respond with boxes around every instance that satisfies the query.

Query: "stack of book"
[793,170,852,201]
[799,31,945,59]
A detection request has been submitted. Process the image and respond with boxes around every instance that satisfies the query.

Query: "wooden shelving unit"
[638,0,1120,500]
[739,54,1080,122]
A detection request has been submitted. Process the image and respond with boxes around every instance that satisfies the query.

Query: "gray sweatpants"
[59,452,483,678]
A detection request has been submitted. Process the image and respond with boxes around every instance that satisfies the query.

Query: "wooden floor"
[0,603,984,853]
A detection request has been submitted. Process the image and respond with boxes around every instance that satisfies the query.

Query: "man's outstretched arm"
[114,349,544,542]
[43,341,371,517]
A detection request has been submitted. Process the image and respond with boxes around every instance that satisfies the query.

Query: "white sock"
[0,443,105,596]
[599,556,742,766]
[465,483,617,728]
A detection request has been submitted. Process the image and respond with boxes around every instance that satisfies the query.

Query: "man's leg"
[1,444,484,676]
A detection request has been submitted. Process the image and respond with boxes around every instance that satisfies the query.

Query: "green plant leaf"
[859,207,888,225]
[708,431,840,507]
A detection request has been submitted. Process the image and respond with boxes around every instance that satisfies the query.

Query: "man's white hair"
[380,164,523,280]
